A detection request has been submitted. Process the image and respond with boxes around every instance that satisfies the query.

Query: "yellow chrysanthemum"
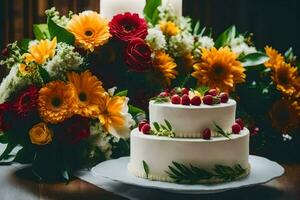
[271,62,298,96]
[192,47,246,92]
[153,51,178,86]
[18,63,31,75]
[38,81,75,124]
[270,98,300,134]
[23,38,57,65]
[68,70,105,118]
[98,94,133,138]
[67,11,111,52]
[264,46,285,69]
[159,21,180,37]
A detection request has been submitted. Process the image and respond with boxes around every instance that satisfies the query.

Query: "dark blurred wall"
[0,0,300,55]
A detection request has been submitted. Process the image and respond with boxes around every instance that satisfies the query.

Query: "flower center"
[79,92,87,102]
[122,23,136,32]
[51,97,62,108]
[213,65,224,76]
[278,74,289,85]
[85,30,94,37]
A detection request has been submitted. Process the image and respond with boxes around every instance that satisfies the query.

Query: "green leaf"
[153,122,160,131]
[128,105,145,116]
[213,122,231,139]
[215,25,236,48]
[47,17,75,45]
[38,66,51,84]
[18,39,31,51]
[195,85,209,96]
[284,47,293,59]
[240,52,269,67]
[114,90,128,97]
[164,120,172,131]
[13,147,34,164]
[143,160,150,178]
[193,21,200,35]
[143,0,162,25]
[0,143,17,161]
[33,24,50,40]
[0,133,9,144]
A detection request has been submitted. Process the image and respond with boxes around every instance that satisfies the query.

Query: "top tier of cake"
[149,99,236,138]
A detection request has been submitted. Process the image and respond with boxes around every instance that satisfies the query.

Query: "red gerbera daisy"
[13,85,39,117]
[109,12,148,42]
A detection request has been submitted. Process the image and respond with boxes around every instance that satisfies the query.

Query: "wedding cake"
[128,88,250,184]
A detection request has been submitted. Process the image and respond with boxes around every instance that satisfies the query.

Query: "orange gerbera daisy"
[159,21,180,37]
[67,11,111,52]
[271,62,298,96]
[192,47,246,92]
[153,51,178,86]
[264,46,285,69]
[38,81,75,124]
[270,98,300,134]
[68,71,105,118]
[98,94,133,138]
[23,38,57,65]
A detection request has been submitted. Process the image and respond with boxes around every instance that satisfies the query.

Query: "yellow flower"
[153,51,178,86]
[192,47,246,92]
[159,21,180,37]
[38,81,75,124]
[68,71,105,118]
[98,94,133,138]
[18,63,31,75]
[67,11,111,52]
[182,53,196,71]
[23,38,57,65]
[271,62,298,96]
[264,46,285,69]
[29,123,53,145]
[270,99,300,134]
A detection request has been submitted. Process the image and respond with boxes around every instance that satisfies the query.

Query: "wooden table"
[13,163,299,200]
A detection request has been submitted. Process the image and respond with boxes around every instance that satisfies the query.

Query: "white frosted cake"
[128,88,250,184]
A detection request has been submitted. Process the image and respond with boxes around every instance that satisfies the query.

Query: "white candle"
[162,0,183,17]
[100,0,146,19]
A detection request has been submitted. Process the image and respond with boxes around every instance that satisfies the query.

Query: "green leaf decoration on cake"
[143,160,150,178]
[152,120,175,138]
[166,162,246,184]
[150,96,169,104]
[213,122,231,139]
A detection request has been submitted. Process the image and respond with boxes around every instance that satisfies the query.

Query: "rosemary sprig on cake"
[166,162,246,183]
[152,120,175,138]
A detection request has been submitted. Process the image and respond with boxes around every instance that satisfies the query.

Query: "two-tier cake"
[128,88,250,184]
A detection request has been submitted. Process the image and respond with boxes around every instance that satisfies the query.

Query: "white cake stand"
[91,155,284,194]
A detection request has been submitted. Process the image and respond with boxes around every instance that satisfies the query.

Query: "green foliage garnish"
[213,122,231,139]
[47,17,75,45]
[215,25,237,48]
[143,160,150,178]
[152,120,175,138]
[150,96,169,104]
[239,52,269,67]
[166,162,246,183]
[33,24,51,40]
[114,90,128,97]
[143,0,161,25]
[194,86,209,96]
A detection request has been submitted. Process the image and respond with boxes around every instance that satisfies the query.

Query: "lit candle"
[162,0,183,17]
[100,0,146,19]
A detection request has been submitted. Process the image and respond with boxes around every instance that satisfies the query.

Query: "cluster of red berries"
[201,118,245,140]
[159,88,229,106]
[138,120,151,134]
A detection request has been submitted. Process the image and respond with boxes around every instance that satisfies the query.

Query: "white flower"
[198,36,215,49]
[158,3,176,21]
[169,32,194,57]
[230,35,257,56]
[0,65,30,103]
[89,122,113,159]
[43,42,83,79]
[146,27,166,51]
[177,17,192,32]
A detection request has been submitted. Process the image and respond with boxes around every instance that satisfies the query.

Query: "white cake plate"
[91,155,284,194]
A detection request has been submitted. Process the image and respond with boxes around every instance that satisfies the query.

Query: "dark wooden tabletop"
[17,163,298,200]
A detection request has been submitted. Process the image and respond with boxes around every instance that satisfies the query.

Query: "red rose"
[109,12,148,42]
[13,85,39,117]
[125,38,153,72]
[57,115,90,145]
[0,102,12,131]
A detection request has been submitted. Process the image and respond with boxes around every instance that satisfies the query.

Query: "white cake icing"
[128,128,250,183]
[149,99,236,138]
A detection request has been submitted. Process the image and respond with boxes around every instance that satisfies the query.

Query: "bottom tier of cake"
[128,128,250,184]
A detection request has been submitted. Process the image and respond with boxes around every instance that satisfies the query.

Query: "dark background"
[0,0,300,56]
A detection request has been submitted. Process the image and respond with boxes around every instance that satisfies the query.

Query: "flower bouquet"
[0,10,146,181]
